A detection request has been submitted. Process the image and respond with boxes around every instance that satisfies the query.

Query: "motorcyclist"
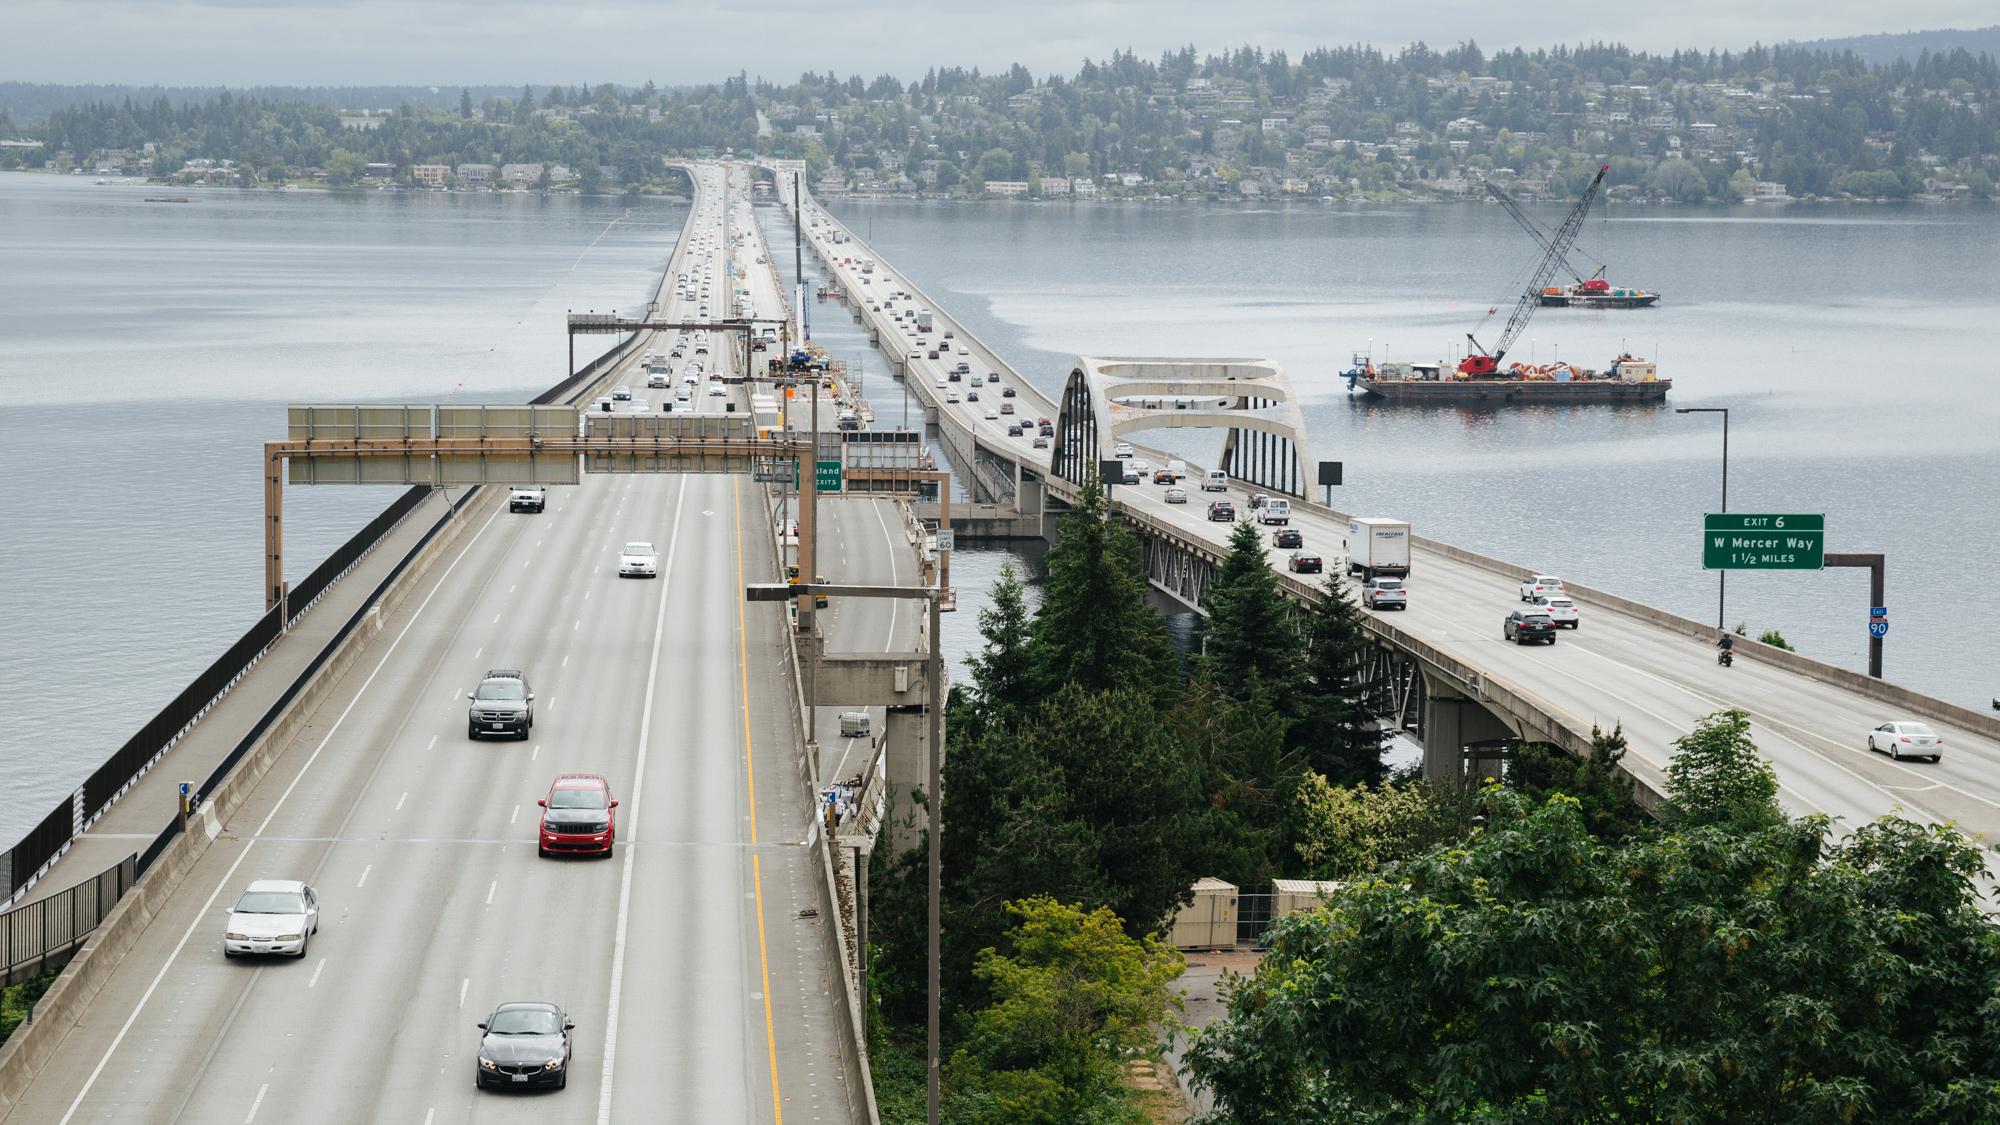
[1717,633,1734,665]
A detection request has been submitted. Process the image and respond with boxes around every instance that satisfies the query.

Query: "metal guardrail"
[0,856,134,989]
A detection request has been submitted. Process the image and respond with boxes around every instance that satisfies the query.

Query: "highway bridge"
[8,159,2000,1125]
[774,174,2000,842]
[0,163,896,1125]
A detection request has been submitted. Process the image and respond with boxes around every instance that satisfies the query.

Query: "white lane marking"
[492,614,500,624]
[308,958,325,988]
[509,585,515,593]
[459,978,469,1009]
[598,475,687,1125]
[510,805,520,824]
[424,1110,435,1125]
[485,880,496,905]
[395,792,407,811]
[244,1083,268,1123]
[532,745,540,761]
[356,865,371,888]
[585,590,591,600]
[575,620,581,631]
[52,498,508,1125]
[426,735,437,750]
[563,656,569,667]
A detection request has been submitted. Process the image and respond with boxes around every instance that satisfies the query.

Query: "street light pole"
[927,586,943,1125]
[1677,407,1729,630]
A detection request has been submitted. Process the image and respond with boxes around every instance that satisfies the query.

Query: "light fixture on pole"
[1676,407,1729,629]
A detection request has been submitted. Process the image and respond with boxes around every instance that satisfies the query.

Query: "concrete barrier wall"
[0,490,490,1115]
[814,832,882,1125]
[762,482,880,1125]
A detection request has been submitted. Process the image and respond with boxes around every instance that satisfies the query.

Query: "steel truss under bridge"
[1051,357,1318,498]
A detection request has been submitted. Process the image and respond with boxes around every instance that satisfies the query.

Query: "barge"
[1347,355,1670,403]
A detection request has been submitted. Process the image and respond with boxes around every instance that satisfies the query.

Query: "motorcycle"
[1718,649,1733,667]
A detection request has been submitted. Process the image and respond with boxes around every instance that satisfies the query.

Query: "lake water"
[819,195,2000,715]
[0,175,683,837]
[4,174,1995,845]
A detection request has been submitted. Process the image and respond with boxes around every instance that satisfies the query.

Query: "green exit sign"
[816,460,842,492]
[1703,514,1824,570]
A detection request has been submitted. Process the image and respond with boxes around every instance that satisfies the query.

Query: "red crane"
[1459,164,1608,376]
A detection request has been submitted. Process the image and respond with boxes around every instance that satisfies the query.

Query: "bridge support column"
[1421,692,1517,784]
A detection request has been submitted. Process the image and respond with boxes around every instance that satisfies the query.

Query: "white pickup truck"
[509,486,546,513]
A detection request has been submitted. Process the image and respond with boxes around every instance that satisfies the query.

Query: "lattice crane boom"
[1460,164,1608,376]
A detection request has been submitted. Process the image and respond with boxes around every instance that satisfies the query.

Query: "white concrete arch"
[1052,356,1318,498]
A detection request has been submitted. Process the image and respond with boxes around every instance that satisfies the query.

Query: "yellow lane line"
[736,473,783,1124]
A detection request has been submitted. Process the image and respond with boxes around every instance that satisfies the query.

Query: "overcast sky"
[4,0,1989,88]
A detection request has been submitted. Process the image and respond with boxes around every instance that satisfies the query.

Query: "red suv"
[537,775,617,857]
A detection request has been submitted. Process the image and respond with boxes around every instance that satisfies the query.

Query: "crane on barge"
[1459,163,1608,376]
[1484,176,1660,308]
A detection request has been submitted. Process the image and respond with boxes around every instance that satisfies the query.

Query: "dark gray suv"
[467,670,534,740]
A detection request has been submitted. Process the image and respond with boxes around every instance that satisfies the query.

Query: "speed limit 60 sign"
[1703,514,1825,570]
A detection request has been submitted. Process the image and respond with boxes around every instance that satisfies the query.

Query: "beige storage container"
[1171,878,1239,949]
[1270,879,1346,921]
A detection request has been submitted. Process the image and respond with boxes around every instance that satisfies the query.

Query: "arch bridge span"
[1051,357,1316,499]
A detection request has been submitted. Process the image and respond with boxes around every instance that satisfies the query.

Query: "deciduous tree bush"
[1188,792,2000,1124]
[947,897,1184,1125]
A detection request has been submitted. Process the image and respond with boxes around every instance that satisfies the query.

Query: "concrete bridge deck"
[3,163,874,1125]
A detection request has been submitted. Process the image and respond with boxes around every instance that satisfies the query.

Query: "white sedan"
[708,383,726,396]
[984,409,1000,420]
[619,542,659,578]
[1531,595,1580,628]
[224,880,320,958]
[1867,721,1943,762]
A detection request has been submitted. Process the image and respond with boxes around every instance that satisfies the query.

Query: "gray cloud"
[3,0,1988,87]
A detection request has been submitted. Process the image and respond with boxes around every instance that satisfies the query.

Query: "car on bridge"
[1520,575,1566,602]
[1867,721,1943,762]
[1271,528,1303,549]
[1165,488,1188,503]
[1504,609,1558,645]
[1115,443,1133,458]
[1032,435,1049,448]
[927,350,940,359]
[612,386,631,400]
[967,391,979,402]
[468,670,535,740]
[539,774,618,857]
[1008,424,1024,436]
[1532,595,1580,628]
[1001,386,1016,397]
[1208,500,1235,522]
[1361,577,1407,609]
[509,485,546,513]
[475,1002,575,1090]
[619,542,659,578]
[946,391,961,403]
[985,409,1000,420]
[222,880,320,958]
[1288,551,1323,573]
[1000,403,1015,414]
[1153,469,1175,485]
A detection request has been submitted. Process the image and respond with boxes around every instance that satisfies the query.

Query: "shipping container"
[1170,878,1239,949]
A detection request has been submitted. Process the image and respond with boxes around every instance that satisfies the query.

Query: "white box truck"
[1345,518,1411,579]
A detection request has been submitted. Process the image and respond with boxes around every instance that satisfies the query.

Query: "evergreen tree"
[459,88,472,118]
[1290,572,1385,784]
[1029,478,1177,703]
[1168,668,1304,884]
[962,560,1036,729]
[1198,519,1304,704]
[1505,724,1658,843]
